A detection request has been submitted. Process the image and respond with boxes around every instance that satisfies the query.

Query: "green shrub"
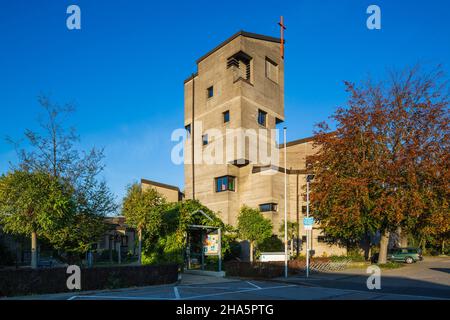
[0,243,15,266]
[377,261,403,269]
[224,239,241,261]
[258,235,283,252]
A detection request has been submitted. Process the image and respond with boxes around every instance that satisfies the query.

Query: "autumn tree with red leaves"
[309,65,449,263]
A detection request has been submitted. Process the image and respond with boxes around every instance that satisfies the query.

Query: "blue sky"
[0,0,449,203]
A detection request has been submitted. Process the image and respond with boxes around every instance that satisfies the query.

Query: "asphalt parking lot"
[283,256,450,299]
[64,277,442,300]
[5,257,448,300]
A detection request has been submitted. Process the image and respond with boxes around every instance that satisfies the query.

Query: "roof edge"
[184,72,198,84]
[278,135,315,148]
[184,30,282,84]
[196,30,282,65]
[141,178,181,192]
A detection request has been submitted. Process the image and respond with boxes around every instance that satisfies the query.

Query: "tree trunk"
[249,241,254,263]
[442,240,445,255]
[362,234,371,261]
[397,226,408,247]
[138,228,142,265]
[378,231,390,264]
[31,231,38,269]
[290,239,294,257]
[118,240,121,265]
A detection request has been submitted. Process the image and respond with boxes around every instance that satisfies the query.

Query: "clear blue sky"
[0,0,449,203]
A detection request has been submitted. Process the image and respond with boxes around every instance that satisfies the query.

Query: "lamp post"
[284,127,288,278]
[306,174,315,278]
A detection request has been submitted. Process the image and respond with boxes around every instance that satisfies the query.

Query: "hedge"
[0,264,178,297]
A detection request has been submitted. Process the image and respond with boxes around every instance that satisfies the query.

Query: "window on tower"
[223,110,230,123]
[227,51,252,83]
[265,57,279,83]
[258,109,267,127]
[202,134,208,146]
[207,86,214,98]
[185,124,191,137]
[215,176,235,192]
[259,203,278,212]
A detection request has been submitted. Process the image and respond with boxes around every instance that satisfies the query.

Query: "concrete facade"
[183,31,346,257]
[141,179,183,203]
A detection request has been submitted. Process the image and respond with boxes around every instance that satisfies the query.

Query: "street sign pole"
[306,179,310,278]
[284,127,288,278]
[218,228,222,272]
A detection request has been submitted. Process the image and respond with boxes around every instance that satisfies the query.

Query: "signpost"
[305,174,315,278]
[303,217,314,230]
[304,216,313,278]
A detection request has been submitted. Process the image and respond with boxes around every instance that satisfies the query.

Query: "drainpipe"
[191,74,195,200]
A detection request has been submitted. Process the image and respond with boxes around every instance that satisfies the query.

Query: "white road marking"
[67,296,78,301]
[184,284,297,300]
[246,281,262,289]
[180,285,252,290]
[174,287,181,299]
[71,295,172,300]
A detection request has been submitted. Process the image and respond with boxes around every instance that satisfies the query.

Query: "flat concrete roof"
[141,178,181,192]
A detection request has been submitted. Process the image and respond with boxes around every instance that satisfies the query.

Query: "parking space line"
[246,281,262,289]
[184,284,297,300]
[174,287,181,299]
[180,285,252,290]
[70,295,173,300]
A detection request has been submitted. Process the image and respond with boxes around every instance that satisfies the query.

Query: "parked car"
[388,247,423,264]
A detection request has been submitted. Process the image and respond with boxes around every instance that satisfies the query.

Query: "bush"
[224,261,284,278]
[258,236,283,252]
[0,243,15,267]
[0,264,178,297]
[224,239,241,261]
[377,261,403,269]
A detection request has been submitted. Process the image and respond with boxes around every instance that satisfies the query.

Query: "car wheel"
[405,257,414,264]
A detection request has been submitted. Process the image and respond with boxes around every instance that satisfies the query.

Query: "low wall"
[224,258,340,278]
[0,264,178,297]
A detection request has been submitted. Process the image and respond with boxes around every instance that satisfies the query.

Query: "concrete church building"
[180,31,346,257]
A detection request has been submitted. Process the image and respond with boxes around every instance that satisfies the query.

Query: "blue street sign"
[303,217,314,226]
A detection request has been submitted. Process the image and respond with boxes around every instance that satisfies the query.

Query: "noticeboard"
[203,234,219,256]
[203,233,219,255]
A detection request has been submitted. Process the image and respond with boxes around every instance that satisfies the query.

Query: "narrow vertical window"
[185,124,191,137]
[223,110,230,123]
[207,86,214,98]
[202,134,208,146]
[258,109,267,127]
[265,57,279,83]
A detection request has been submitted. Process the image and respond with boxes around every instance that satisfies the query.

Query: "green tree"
[8,96,117,258]
[0,170,75,268]
[122,183,167,264]
[279,220,299,257]
[310,65,449,264]
[237,206,273,262]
